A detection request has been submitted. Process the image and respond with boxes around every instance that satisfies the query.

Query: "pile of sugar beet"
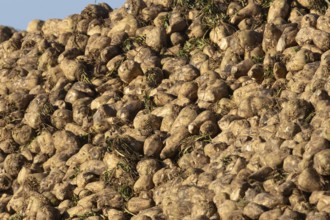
[0,0,330,219]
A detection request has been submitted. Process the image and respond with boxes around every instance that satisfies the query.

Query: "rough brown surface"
[0,0,330,219]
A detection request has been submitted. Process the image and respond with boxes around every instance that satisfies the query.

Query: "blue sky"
[0,0,126,30]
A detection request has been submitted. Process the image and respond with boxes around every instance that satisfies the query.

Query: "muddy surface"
[0,0,329,219]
